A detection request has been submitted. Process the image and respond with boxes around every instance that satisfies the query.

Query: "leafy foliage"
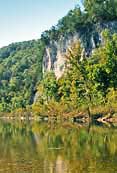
[83,0,117,22]
[0,40,45,112]
[41,0,117,44]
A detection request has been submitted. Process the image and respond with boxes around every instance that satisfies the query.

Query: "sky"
[0,0,78,48]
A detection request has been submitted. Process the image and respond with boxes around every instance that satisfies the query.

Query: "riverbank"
[0,106,117,124]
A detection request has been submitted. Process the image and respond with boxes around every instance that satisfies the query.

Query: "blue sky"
[0,0,78,48]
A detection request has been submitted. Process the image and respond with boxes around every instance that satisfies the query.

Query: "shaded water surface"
[0,120,116,173]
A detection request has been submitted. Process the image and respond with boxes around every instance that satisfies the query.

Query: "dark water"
[0,120,116,173]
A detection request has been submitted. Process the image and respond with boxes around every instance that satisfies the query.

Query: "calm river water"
[0,120,116,173]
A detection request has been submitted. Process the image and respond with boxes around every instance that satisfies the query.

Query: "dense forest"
[0,0,117,118]
[41,0,117,42]
[0,40,45,112]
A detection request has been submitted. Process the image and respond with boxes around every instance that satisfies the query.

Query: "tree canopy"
[0,40,45,112]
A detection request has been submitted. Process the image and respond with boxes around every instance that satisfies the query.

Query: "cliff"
[43,21,117,78]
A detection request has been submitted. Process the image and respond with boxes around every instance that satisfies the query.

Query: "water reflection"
[0,120,116,173]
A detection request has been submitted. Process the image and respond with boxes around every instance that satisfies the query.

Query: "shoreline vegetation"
[0,105,117,124]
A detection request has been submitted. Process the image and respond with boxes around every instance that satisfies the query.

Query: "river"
[0,120,116,173]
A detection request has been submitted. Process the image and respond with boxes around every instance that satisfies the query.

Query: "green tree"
[83,0,117,22]
[37,72,59,103]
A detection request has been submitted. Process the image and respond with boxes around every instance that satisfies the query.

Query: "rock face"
[43,21,117,78]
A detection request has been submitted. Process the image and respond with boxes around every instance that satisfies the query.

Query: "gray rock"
[43,21,117,79]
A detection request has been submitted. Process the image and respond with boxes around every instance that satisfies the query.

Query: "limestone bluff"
[43,21,117,79]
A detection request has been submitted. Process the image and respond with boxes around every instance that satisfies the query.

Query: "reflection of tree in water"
[0,120,116,173]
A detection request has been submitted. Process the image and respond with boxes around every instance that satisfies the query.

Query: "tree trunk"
[87,106,91,122]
